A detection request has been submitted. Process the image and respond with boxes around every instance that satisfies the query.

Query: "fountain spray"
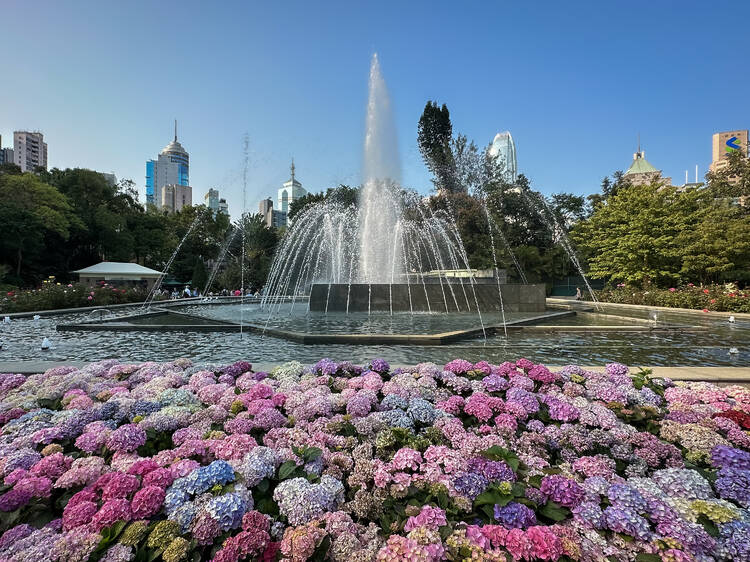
[240,133,249,339]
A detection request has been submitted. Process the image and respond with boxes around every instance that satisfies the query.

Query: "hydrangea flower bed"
[1,357,750,561]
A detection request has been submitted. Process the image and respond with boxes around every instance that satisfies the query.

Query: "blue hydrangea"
[180,460,235,496]
[158,388,199,407]
[131,400,162,418]
[170,501,198,532]
[205,492,250,531]
[381,395,408,411]
[164,487,190,516]
[406,398,437,425]
[379,409,414,430]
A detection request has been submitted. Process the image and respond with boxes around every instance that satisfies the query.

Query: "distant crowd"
[158,286,263,299]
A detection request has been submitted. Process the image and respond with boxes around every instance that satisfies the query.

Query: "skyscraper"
[146,121,190,207]
[488,131,517,182]
[277,159,307,214]
[13,131,47,172]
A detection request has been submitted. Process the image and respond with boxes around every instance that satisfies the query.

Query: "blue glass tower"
[489,131,517,183]
[145,160,156,204]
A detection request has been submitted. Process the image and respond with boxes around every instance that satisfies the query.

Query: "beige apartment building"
[160,183,192,213]
[710,130,748,173]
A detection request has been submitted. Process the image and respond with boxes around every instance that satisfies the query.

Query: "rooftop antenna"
[638,132,641,155]
[695,164,698,183]
[290,157,295,183]
[174,119,178,142]
[685,170,688,184]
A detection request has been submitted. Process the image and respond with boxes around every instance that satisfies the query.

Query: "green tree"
[676,198,750,284]
[705,150,750,200]
[418,101,458,193]
[0,173,79,280]
[168,205,231,282]
[287,184,359,222]
[573,182,688,286]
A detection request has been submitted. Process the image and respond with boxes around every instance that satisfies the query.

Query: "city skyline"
[1,0,748,218]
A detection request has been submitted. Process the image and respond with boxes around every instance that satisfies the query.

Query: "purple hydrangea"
[603,505,651,540]
[715,468,750,507]
[493,501,536,529]
[106,424,146,453]
[712,445,750,470]
[452,472,488,500]
[369,359,390,374]
[540,475,585,508]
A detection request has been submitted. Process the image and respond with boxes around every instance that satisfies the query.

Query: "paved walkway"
[1,360,750,383]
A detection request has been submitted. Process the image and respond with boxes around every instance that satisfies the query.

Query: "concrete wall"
[309,283,546,313]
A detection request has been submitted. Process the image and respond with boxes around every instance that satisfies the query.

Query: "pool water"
[0,303,747,367]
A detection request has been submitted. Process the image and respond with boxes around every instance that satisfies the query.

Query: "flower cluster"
[0,357,750,561]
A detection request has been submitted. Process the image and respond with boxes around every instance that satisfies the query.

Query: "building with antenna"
[488,131,517,182]
[277,159,307,214]
[146,121,190,208]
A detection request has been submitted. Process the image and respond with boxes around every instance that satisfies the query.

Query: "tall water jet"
[359,53,403,283]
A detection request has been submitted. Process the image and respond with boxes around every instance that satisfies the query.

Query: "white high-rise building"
[13,131,47,172]
[489,131,517,182]
[277,159,307,214]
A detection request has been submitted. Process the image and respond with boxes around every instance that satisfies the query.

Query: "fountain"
[262,54,546,317]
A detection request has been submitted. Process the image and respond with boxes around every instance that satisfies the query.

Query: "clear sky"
[1,0,747,216]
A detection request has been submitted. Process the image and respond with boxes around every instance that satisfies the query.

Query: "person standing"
[575,287,583,301]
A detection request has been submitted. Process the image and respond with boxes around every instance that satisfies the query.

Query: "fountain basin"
[308,283,546,313]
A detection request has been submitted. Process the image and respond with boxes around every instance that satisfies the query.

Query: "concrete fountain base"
[308,283,546,313]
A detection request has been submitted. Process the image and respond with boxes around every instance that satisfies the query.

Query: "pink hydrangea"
[403,505,447,531]
[62,500,98,530]
[131,486,165,519]
[91,499,132,531]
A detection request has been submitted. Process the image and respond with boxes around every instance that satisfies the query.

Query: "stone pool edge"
[1,361,749,383]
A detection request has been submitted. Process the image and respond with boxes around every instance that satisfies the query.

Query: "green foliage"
[538,501,570,522]
[418,101,457,193]
[191,258,209,290]
[480,445,521,471]
[575,161,750,288]
[0,172,79,280]
[287,184,359,222]
[705,150,750,199]
[0,166,287,300]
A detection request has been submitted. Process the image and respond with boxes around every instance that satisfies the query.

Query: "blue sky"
[1,0,747,216]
